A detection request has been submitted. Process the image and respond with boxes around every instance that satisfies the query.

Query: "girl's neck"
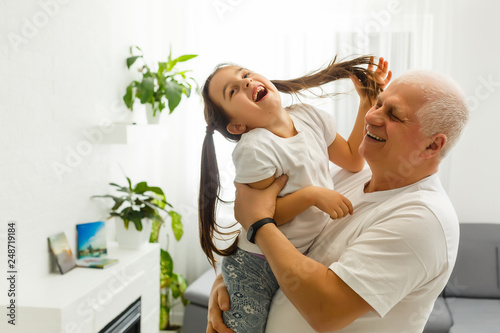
[265,107,298,138]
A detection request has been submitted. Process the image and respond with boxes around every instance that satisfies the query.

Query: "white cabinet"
[3,243,159,333]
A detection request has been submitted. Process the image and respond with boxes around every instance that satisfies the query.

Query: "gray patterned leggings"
[221,248,280,333]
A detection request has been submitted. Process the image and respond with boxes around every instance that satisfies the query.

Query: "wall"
[445,0,500,223]
[0,0,203,315]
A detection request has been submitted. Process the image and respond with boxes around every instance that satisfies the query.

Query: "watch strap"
[247,218,277,244]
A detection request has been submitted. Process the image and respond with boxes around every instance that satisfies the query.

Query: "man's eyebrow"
[222,67,244,101]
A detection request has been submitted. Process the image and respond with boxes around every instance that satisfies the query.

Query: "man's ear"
[421,134,446,159]
[227,122,247,135]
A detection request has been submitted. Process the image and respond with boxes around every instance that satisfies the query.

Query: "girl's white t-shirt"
[232,103,337,255]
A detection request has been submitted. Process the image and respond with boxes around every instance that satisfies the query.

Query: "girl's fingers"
[385,70,393,84]
[339,202,350,216]
[367,56,375,72]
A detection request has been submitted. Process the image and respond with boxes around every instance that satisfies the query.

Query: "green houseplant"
[92,177,188,331]
[123,46,199,121]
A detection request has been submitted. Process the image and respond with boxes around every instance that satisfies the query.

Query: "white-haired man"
[207,71,469,333]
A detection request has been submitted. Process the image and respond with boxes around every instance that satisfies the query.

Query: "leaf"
[139,77,155,104]
[159,305,169,330]
[126,177,132,191]
[158,62,168,74]
[90,195,126,211]
[165,81,183,113]
[121,207,143,231]
[169,210,183,241]
[126,55,142,69]
[171,273,180,298]
[160,249,174,286]
[123,83,135,110]
[181,83,191,97]
[173,54,198,63]
[149,216,163,243]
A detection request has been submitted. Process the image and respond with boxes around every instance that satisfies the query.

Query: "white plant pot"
[115,218,152,249]
[145,103,161,124]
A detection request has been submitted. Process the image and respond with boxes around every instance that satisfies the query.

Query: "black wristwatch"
[247,218,277,244]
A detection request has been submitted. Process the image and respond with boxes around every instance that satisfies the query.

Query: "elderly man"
[207,70,469,333]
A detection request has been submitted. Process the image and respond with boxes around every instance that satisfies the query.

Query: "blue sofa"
[184,223,500,332]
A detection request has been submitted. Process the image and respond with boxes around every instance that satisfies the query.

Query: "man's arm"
[233,177,372,332]
[255,224,372,332]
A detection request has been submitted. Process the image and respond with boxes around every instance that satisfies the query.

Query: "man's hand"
[207,273,233,333]
[234,175,288,230]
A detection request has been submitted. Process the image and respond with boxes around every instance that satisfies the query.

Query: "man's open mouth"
[366,131,386,142]
[252,85,268,102]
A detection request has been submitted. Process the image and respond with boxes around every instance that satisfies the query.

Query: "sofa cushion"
[446,297,500,331]
[184,268,217,307]
[444,223,500,298]
[423,297,453,333]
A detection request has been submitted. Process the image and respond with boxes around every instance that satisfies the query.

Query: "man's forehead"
[379,81,422,114]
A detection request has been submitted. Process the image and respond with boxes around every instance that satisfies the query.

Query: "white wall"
[444,0,500,223]
[0,0,207,312]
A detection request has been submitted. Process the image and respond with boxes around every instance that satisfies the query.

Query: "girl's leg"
[221,248,280,333]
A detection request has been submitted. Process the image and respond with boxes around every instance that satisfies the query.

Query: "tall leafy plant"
[92,177,188,330]
[123,46,198,117]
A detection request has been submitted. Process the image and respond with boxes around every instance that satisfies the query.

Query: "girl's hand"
[370,56,392,90]
[207,273,233,333]
[351,56,392,105]
[311,187,353,219]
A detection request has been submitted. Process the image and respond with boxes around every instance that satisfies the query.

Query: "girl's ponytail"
[271,55,382,100]
[198,125,239,268]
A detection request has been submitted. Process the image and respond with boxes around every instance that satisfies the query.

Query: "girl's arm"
[245,176,352,226]
[328,57,392,173]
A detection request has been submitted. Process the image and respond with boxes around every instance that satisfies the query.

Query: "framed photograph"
[48,232,76,274]
[76,221,108,259]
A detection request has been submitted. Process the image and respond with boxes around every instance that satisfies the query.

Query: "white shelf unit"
[3,242,159,333]
[101,124,170,144]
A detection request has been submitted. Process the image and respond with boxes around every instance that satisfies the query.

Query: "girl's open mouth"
[252,85,268,103]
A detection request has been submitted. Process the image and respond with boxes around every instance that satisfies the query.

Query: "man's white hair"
[396,70,469,158]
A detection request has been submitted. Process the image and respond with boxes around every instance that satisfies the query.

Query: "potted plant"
[92,177,188,331]
[153,232,188,332]
[123,46,199,124]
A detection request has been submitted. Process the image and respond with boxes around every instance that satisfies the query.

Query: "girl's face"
[208,66,282,134]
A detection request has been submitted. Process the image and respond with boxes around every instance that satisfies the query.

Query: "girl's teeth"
[253,86,265,102]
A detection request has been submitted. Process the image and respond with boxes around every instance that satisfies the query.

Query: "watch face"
[247,227,254,242]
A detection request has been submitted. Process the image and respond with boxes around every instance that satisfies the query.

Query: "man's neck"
[365,163,438,193]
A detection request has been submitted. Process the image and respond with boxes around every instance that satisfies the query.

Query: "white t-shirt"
[265,166,459,333]
[233,103,337,255]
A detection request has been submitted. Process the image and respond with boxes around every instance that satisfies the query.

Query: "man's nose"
[365,106,384,126]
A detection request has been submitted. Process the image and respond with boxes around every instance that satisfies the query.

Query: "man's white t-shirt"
[233,104,337,255]
[265,166,460,333]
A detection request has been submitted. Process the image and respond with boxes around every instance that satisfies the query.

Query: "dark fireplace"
[99,297,141,333]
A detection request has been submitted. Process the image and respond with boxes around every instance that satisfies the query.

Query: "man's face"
[359,80,430,172]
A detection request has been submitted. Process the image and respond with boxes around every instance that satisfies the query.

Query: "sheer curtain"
[166,0,454,282]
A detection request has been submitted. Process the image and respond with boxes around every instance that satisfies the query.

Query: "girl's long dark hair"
[199,55,383,268]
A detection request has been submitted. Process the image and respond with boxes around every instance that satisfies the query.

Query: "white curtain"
[164,0,454,283]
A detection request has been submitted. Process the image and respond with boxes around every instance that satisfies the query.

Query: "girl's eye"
[243,72,250,78]
[230,89,236,97]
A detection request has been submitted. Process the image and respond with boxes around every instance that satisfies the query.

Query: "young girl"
[198,56,391,332]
